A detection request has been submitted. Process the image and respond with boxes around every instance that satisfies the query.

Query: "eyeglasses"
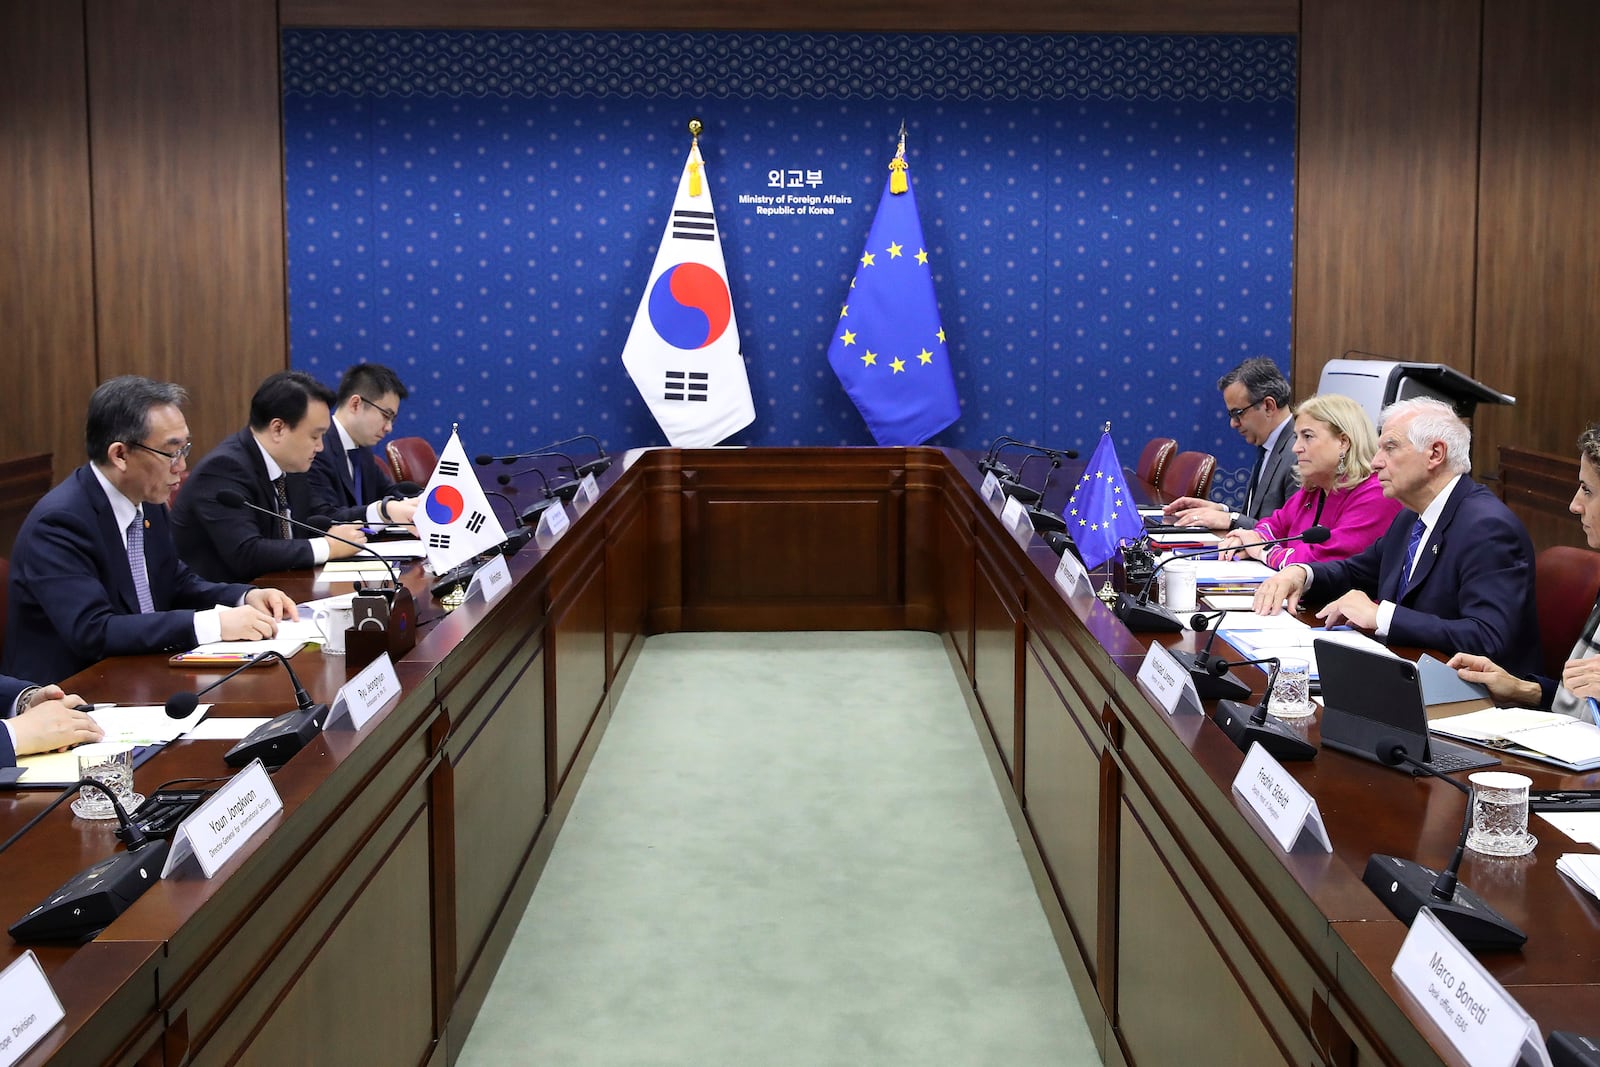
[130,440,194,468]
[1227,398,1267,423]
[360,396,398,424]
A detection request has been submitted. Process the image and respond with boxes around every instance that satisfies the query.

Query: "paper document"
[1539,813,1600,846]
[1429,707,1600,771]
[1556,854,1600,900]
[183,716,271,741]
[91,703,209,746]
[179,637,311,662]
[1192,560,1275,585]
[1222,626,1395,678]
[1217,611,1311,633]
[362,539,425,559]
[1201,594,1258,611]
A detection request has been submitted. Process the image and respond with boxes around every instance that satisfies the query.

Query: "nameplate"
[466,553,512,604]
[535,500,570,539]
[0,952,63,1067]
[1391,909,1551,1067]
[1231,743,1332,853]
[1000,494,1031,536]
[1054,548,1090,597]
[980,470,1003,506]
[163,760,284,879]
[326,652,401,732]
[576,473,601,506]
[1136,643,1202,716]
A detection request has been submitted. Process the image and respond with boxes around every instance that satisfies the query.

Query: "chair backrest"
[1136,437,1178,489]
[1535,545,1600,680]
[385,437,439,485]
[1164,451,1217,499]
[0,557,8,656]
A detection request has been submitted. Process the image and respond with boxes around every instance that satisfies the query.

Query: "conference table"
[0,446,1595,1066]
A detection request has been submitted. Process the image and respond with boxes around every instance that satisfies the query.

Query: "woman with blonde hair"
[1217,393,1402,568]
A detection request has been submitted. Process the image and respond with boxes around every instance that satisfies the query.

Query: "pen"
[74,703,116,712]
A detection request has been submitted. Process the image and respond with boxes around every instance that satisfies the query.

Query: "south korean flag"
[414,428,508,573]
[619,135,755,447]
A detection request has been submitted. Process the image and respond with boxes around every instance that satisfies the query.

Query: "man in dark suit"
[0,677,104,768]
[4,377,295,682]
[1163,357,1297,529]
[1253,397,1541,674]
[306,363,420,525]
[172,371,369,583]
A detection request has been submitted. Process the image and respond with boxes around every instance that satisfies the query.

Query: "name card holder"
[162,760,284,879]
[1137,643,1203,716]
[1054,547,1090,597]
[980,471,1004,508]
[1231,743,1332,853]
[1391,909,1552,1067]
[1000,495,1032,539]
[575,473,601,506]
[325,652,402,732]
[0,952,64,1067]
[465,553,512,604]
[535,499,570,540]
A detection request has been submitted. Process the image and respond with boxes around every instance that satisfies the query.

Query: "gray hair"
[1217,357,1291,408]
[86,376,189,464]
[1379,396,1472,475]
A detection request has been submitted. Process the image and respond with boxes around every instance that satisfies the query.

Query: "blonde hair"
[1291,393,1379,491]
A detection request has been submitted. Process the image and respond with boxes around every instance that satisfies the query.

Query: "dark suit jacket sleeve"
[178,437,317,580]
[0,676,24,767]
[1305,512,1399,602]
[1386,499,1534,663]
[306,435,372,524]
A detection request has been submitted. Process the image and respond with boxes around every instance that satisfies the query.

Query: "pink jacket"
[1255,473,1402,569]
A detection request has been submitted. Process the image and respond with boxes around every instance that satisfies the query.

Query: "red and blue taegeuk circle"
[425,485,465,524]
[647,262,731,350]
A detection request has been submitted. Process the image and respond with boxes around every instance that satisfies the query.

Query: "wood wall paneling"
[1471,0,1600,472]
[84,0,287,458]
[279,0,1298,33]
[1293,0,1483,426]
[0,2,96,485]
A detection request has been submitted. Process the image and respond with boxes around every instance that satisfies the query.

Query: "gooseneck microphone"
[1167,610,1253,702]
[1023,452,1069,534]
[1114,525,1333,632]
[214,488,402,592]
[998,449,1051,505]
[1208,655,1317,761]
[4,779,171,942]
[163,648,327,769]
[1359,736,1528,950]
[978,435,1023,479]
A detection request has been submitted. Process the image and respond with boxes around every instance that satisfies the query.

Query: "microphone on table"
[998,449,1050,505]
[1208,655,1317,761]
[977,435,1023,479]
[1359,736,1528,950]
[483,490,537,554]
[165,649,328,769]
[1167,610,1252,702]
[477,436,611,479]
[495,457,582,503]
[4,779,171,942]
[215,489,402,591]
[1022,451,1068,534]
[1114,525,1332,632]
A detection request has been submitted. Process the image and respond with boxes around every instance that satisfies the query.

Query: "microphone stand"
[1208,655,1318,761]
[999,449,1050,505]
[1168,610,1253,701]
[1360,737,1528,950]
[977,435,1023,479]
[1114,526,1334,632]
[1022,453,1069,534]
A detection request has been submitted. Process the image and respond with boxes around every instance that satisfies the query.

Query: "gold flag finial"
[688,117,704,197]
[890,122,908,194]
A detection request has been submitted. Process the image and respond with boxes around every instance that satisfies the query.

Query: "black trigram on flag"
[465,511,486,533]
[427,533,451,549]
[670,209,715,242]
[438,459,462,477]
[664,370,710,402]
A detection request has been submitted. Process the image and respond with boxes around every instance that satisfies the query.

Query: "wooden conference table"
[0,447,1595,1066]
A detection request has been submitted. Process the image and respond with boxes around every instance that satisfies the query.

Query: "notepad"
[1429,707,1600,772]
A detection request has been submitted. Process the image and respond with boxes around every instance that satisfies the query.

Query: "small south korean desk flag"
[414,427,507,573]
[620,120,755,447]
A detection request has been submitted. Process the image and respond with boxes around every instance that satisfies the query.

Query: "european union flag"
[1065,430,1143,570]
[825,143,960,446]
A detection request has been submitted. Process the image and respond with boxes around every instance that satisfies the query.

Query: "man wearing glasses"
[172,371,370,583]
[1162,357,1297,531]
[306,363,420,526]
[4,376,296,682]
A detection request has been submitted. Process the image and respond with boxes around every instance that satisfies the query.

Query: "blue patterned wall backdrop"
[282,30,1296,503]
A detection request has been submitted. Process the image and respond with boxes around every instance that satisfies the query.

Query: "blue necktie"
[351,452,365,502]
[127,511,155,614]
[1395,517,1425,600]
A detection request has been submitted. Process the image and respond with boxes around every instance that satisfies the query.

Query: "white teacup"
[314,604,355,655]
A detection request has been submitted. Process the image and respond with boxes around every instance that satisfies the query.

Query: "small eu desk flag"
[825,130,960,446]
[1065,428,1142,570]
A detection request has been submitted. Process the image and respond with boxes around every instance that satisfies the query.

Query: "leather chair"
[0,557,7,655]
[1535,545,1600,680]
[1163,451,1217,499]
[1136,437,1178,489]
[385,437,439,485]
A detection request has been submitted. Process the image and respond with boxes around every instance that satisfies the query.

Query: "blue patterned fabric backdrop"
[283,30,1295,504]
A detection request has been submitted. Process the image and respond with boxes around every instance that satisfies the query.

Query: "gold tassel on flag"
[890,121,908,194]
[688,117,703,197]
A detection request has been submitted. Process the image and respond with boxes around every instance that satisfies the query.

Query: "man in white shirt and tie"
[1163,357,1296,530]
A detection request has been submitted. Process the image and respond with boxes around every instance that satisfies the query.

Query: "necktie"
[1395,516,1425,600]
[351,452,365,502]
[127,511,155,614]
[1243,446,1266,515]
[273,475,293,539]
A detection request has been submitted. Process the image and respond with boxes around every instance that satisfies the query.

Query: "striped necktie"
[127,511,155,614]
[1395,516,1425,600]
[273,475,293,539]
